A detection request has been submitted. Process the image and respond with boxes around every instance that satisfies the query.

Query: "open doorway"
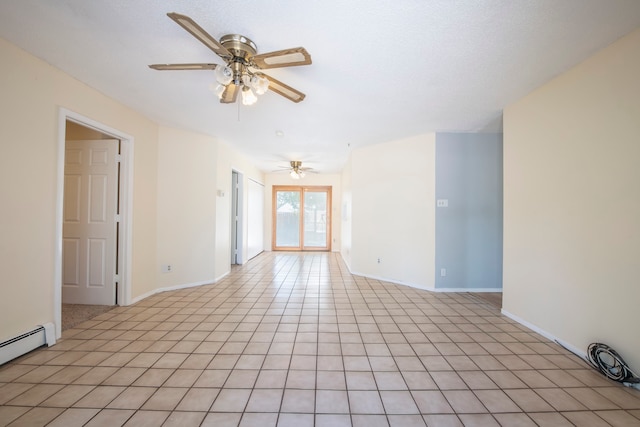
[55,109,133,338]
[61,122,118,329]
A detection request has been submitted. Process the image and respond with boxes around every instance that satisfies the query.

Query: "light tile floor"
[62,304,116,331]
[1,252,639,426]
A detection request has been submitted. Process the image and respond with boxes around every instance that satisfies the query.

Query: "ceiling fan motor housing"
[220,34,258,85]
[220,34,257,61]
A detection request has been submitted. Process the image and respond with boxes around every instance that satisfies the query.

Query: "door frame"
[55,108,134,339]
[272,185,332,251]
[230,170,244,264]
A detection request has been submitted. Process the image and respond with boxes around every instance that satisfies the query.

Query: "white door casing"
[62,139,118,305]
[247,178,264,260]
[231,171,244,265]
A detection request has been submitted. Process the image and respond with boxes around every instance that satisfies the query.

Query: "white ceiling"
[1,1,639,173]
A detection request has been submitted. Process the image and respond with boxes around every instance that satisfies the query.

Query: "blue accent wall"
[435,133,503,290]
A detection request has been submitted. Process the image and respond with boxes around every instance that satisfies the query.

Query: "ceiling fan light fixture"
[215,64,233,85]
[212,84,226,99]
[250,75,269,95]
[241,86,258,105]
[288,160,306,179]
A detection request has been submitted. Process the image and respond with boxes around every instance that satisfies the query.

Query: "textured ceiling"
[1,0,640,173]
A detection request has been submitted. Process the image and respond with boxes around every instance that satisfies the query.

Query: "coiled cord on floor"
[555,340,640,389]
[587,343,640,385]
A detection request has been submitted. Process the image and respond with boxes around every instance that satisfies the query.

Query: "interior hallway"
[1,252,639,426]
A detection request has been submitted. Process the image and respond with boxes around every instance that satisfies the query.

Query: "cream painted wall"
[155,129,265,289]
[0,38,158,341]
[503,28,640,369]
[216,141,264,274]
[350,134,436,289]
[156,127,218,289]
[264,173,342,252]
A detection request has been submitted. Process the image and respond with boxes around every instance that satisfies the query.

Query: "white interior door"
[62,139,118,305]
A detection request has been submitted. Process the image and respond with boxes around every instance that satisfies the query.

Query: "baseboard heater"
[0,323,56,365]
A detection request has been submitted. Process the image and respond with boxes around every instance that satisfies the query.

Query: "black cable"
[587,342,640,384]
[554,340,640,389]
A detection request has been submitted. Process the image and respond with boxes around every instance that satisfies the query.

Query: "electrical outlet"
[377,258,381,264]
[437,199,449,207]
[162,264,172,273]
[440,268,447,277]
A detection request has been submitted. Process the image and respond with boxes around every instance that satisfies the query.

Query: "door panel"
[89,174,108,222]
[63,139,118,305]
[88,238,107,286]
[273,186,331,251]
[63,238,80,285]
[64,174,82,222]
[303,190,328,249]
[275,190,301,248]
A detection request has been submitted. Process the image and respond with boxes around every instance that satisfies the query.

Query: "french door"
[272,186,331,251]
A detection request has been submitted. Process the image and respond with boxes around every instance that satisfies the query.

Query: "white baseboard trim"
[501,309,588,361]
[130,289,156,305]
[213,271,230,283]
[348,270,435,292]
[344,261,502,294]
[435,287,503,293]
[130,277,225,305]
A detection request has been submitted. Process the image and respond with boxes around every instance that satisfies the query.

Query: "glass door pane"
[303,190,328,249]
[275,190,300,248]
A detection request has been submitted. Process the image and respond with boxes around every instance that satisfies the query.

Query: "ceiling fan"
[288,161,313,179]
[149,12,312,105]
[275,161,314,179]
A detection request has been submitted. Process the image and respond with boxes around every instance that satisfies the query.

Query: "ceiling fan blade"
[259,73,306,103]
[148,63,218,71]
[220,84,239,103]
[252,47,312,69]
[167,12,232,61]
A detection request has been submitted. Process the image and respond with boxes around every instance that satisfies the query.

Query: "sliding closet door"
[273,186,331,251]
